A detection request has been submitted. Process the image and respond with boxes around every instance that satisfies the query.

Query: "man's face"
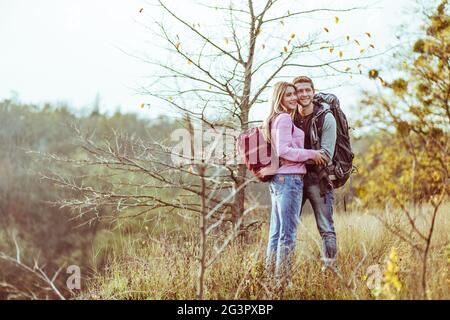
[294,82,314,108]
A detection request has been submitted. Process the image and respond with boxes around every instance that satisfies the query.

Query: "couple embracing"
[260,76,338,285]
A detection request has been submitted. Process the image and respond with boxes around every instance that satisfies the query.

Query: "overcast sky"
[0,0,416,120]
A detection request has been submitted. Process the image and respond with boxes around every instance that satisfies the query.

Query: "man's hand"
[280,158,296,166]
[312,150,328,165]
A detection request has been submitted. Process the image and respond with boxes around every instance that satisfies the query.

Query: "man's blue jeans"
[266,174,303,280]
[302,177,337,267]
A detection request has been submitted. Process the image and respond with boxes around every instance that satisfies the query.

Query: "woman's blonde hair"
[262,81,297,143]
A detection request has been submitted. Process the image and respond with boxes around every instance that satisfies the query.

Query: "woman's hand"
[257,165,278,178]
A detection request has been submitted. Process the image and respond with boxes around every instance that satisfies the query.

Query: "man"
[291,76,338,271]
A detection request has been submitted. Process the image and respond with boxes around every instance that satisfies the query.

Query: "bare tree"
[37,119,263,299]
[136,0,378,227]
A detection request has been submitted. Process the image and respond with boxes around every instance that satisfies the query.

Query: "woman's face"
[282,86,298,111]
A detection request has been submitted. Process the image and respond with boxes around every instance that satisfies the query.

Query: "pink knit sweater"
[271,113,316,174]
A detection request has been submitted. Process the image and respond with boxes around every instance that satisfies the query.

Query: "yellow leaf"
[329,47,334,54]
[345,67,351,72]
[140,103,145,109]
[262,44,266,49]
[360,49,365,54]
[370,44,375,49]
[335,16,339,24]
[287,39,291,45]
[175,42,181,50]
[354,39,360,46]
[346,35,350,41]
[290,33,296,39]
[339,51,343,58]
[224,38,229,44]
[168,96,173,101]
[365,32,371,38]
[187,59,192,64]
[283,46,288,53]
[324,27,329,33]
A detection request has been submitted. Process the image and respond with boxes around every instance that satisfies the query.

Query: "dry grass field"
[85,203,449,300]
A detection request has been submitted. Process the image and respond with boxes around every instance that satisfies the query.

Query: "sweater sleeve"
[320,113,337,163]
[271,114,317,162]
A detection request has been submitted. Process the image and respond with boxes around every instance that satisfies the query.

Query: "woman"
[260,82,325,283]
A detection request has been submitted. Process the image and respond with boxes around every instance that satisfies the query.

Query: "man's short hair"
[293,76,315,91]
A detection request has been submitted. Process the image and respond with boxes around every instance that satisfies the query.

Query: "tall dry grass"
[84,203,449,300]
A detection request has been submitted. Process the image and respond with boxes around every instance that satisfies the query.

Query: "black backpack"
[311,93,355,189]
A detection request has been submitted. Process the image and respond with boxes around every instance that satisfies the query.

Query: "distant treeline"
[0,99,179,298]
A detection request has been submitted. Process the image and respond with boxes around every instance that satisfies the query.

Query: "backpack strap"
[310,106,331,149]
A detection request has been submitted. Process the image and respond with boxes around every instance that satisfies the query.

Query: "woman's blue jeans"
[265,174,303,281]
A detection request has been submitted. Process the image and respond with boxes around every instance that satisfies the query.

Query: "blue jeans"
[302,178,337,266]
[266,174,303,280]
